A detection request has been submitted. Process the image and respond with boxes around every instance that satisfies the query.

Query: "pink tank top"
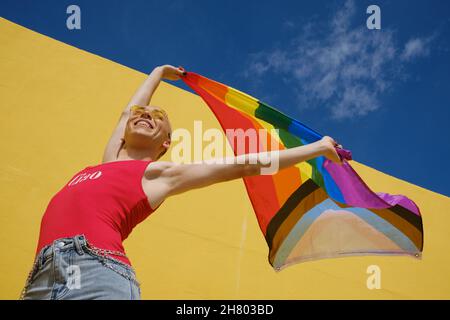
[36,160,158,266]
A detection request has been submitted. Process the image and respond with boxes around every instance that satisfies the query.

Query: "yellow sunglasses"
[130,105,167,120]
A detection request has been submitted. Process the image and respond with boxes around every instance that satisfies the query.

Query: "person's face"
[124,105,172,155]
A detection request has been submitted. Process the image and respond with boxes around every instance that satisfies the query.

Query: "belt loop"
[74,235,84,256]
[38,250,44,268]
[38,244,49,267]
[79,234,88,247]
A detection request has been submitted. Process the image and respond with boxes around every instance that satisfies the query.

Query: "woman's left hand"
[319,136,344,164]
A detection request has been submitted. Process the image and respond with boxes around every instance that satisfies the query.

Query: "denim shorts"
[21,234,141,300]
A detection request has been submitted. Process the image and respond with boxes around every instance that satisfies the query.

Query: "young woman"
[21,65,343,300]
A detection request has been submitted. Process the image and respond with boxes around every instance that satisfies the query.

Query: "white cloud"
[282,20,295,29]
[244,0,434,120]
[401,37,432,61]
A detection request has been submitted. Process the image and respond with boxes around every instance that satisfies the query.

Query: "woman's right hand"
[158,65,186,81]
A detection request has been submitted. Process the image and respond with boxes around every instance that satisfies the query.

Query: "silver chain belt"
[85,243,127,258]
[20,238,135,299]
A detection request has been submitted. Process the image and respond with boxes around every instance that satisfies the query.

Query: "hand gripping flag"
[182,72,423,271]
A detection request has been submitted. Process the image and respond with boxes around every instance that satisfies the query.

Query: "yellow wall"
[1,18,449,299]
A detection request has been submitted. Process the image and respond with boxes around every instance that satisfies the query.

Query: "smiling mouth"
[134,119,154,129]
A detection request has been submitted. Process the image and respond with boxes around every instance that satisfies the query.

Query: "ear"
[157,140,171,160]
[163,139,171,149]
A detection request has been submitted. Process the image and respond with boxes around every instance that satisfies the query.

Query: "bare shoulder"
[141,161,175,210]
[143,161,175,179]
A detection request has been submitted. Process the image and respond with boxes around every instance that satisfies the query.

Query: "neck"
[116,145,158,162]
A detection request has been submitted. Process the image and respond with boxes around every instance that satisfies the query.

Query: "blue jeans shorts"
[21,234,141,300]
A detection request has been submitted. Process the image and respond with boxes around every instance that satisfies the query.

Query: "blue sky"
[1,0,449,196]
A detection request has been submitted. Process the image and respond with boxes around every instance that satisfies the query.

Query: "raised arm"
[144,136,343,207]
[102,65,185,163]
[123,65,185,114]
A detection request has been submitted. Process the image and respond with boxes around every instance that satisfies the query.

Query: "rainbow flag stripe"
[182,72,423,271]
